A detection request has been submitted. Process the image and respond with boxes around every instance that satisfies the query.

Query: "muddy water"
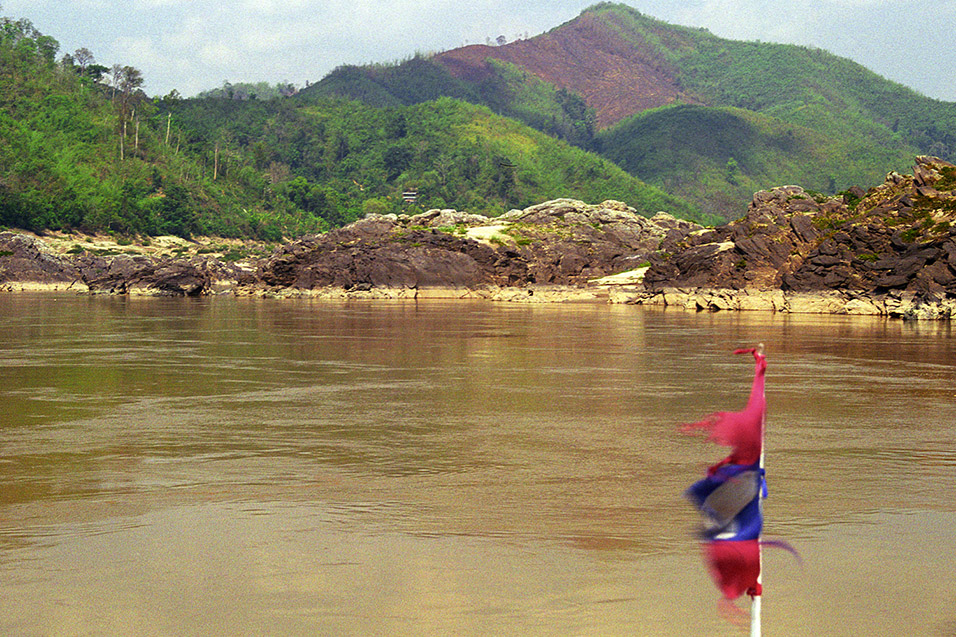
[1,294,954,635]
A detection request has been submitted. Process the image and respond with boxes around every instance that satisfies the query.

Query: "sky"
[4,0,955,102]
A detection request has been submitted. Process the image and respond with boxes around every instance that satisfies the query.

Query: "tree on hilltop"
[73,47,93,70]
[109,64,144,160]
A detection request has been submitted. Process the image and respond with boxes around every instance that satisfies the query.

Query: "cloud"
[197,41,242,68]
[131,0,194,7]
[669,0,814,41]
[237,0,314,14]
[6,0,955,100]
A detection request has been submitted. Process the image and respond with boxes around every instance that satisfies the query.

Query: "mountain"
[167,95,706,224]
[0,10,707,239]
[307,2,956,219]
[431,7,686,129]
[6,3,956,237]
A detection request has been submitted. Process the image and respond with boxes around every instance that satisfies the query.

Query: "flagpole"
[685,342,770,631]
[751,560,762,636]
[751,343,766,637]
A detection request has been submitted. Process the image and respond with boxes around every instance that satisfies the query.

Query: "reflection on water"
[1,294,955,635]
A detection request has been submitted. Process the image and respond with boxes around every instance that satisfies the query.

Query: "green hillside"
[583,1,956,157]
[301,56,481,108]
[588,2,955,215]
[0,15,322,239]
[304,2,956,219]
[302,56,598,150]
[168,95,704,222]
[596,104,913,216]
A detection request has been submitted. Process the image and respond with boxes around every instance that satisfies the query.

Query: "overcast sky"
[5,0,955,102]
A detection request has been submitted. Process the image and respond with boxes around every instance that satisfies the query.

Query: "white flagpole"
[751,481,764,636]
[751,565,762,637]
[751,343,766,637]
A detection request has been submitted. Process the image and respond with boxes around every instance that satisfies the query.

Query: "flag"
[683,347,766,473]
[685,461,765,542]
[704,539,762,601]
[684,346,767,602]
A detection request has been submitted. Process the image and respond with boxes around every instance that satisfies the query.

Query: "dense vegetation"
[303,55,598,150]
[300,56,481,108]
[587,2,955,215]
[595,104,910,215]
[309,2,956,218]
[196,80,299,101]
[0,15,323,239]
[167,95,701,223]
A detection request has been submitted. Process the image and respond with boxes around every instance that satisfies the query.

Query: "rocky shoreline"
[3,156,956,319]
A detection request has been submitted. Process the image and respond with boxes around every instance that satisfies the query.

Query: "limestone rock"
[0,232,83,290]
[638,157,956,318]
[255,198,702,293]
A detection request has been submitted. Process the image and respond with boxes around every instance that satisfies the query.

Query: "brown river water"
[1,294,955,636]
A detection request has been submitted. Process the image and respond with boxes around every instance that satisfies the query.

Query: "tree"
[383,145,412,181]
[34,35,59,63]
[108,64,123,97]
[726,157,740,185]
[384,110,407,139]
[158,184,197,238]
[73,47,93,70]
[113,65,144,160]
[118,65,143,97]
[83,63,108,82]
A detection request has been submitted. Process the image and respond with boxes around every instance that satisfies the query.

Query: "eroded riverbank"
[4,156,956,318]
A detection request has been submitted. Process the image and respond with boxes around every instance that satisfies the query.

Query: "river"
[1,294,954,635]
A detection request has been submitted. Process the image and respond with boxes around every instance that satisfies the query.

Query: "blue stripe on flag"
[686,462,765,542]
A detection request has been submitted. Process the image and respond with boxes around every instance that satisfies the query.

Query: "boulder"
[74,254,222,296]
[255,198,702,293]
[635,157,956,317]
[0,233,83,290]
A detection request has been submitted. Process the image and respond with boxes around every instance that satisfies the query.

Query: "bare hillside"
[434,13,687,128]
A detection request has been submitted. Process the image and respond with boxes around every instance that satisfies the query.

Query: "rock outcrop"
[0,232,83,291]
[74,253,248,296]
[254,199,697,295]
[5,157,956,319]
[625,156,956,318]
[0,232,251,295]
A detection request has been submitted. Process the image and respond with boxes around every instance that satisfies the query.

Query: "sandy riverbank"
[11,230,276,261]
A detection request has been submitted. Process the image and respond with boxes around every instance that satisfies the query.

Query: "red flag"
[704,539,762,600]
[683,347,766,473]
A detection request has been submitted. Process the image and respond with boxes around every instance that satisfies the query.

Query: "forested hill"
[6,4,956,237]
[167,95,705,226]
[0,15,325,239]
[0,11,706,239]
[307,2,956,218]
